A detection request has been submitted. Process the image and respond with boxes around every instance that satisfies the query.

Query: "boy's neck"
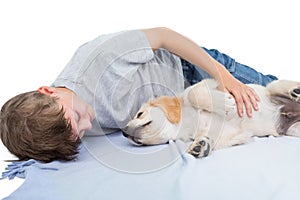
[56,87,74,94]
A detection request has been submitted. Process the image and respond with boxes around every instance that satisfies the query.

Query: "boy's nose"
[80,119,93,131]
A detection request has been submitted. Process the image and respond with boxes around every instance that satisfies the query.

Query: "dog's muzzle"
[122,131,129,138]
[122,130,143,145]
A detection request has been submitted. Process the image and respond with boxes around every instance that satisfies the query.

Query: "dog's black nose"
[122,131,129,138]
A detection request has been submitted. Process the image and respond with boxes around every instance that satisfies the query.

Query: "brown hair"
[0,91,80,162]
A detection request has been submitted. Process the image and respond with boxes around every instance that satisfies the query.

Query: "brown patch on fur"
[271,95,300,135]
[150,96,182,124]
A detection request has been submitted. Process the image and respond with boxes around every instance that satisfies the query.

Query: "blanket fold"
[1,159,59,180]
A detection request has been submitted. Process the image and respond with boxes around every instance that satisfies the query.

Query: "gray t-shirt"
[52,30,184,135]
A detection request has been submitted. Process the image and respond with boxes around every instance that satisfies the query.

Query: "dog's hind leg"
[267,80,300,102]
[268,80,300,135]
[289,86,300,102]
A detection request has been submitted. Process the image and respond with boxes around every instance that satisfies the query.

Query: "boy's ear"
[37,86,57,96]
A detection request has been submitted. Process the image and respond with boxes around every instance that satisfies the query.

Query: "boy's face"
[38,86,95,139]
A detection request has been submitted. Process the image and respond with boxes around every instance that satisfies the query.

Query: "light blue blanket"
[2,132,300,200]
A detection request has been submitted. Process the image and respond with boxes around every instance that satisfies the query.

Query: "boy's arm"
[142,27,259,117]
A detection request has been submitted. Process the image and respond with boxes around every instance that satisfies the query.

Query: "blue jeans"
[181,47,278,87]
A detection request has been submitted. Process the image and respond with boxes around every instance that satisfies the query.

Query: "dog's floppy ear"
[150,96,182,124]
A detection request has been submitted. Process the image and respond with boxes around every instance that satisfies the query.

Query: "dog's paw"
[188,136,211,158]
[289,86,300,102]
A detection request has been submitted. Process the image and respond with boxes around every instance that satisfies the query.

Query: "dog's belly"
[242,90,280,137]
[210,98,281,149]
[176,106,202,141]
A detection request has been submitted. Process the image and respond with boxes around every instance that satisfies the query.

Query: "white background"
[0,0,299,198]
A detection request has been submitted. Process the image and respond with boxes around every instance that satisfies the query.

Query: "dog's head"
[123,96,182,145]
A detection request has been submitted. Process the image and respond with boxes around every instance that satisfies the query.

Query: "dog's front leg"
[187,80,236,118]
[188,136,212,158]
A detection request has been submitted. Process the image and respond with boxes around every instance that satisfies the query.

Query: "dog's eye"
[137,112,143,118]
[143,121,152,127]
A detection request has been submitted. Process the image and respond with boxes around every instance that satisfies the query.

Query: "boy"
[0,27,277,162]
